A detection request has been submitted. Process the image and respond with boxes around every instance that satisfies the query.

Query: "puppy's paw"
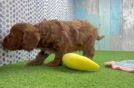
[46,61,62,67]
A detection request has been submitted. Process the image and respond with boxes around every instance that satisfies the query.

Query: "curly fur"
[3,20,104,66]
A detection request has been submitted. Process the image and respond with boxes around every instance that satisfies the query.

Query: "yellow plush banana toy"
[62,53,100,71]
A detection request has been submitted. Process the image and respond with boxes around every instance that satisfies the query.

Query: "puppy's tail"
[96,35,105,40]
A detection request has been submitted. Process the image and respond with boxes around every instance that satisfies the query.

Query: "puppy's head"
[3,23,40,51]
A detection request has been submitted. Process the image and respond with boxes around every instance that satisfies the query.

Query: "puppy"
[3,20,104,66]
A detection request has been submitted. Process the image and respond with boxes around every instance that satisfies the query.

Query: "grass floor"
[0,51,134,88]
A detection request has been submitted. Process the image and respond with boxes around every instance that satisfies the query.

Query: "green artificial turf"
[0,51,134,88]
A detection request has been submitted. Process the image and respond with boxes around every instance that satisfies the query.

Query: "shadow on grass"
[0,62,97,74]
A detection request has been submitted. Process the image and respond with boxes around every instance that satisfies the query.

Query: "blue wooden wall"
[111,0,122,36]
[74,0,100,27]
[74,0,122,51]
[99,0,111,50]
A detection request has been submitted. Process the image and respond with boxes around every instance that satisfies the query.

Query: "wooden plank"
[111,0,122,35]
[74,0,100,27]
[99,0,111,50]
[122,0,134,51]
[111,0,122,50]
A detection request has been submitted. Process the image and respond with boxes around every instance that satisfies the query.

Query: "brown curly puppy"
[3,20,104,66]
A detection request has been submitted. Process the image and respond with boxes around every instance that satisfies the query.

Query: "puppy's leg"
[83,40,95,59]
[27,51,48,66]
[47,58,62,67]
[47,52,63,67]
[83,47,95,59]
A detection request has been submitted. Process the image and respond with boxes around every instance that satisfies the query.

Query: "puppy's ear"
[23,30,40,51]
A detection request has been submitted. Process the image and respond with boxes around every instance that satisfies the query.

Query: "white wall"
[122,0,134,51]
